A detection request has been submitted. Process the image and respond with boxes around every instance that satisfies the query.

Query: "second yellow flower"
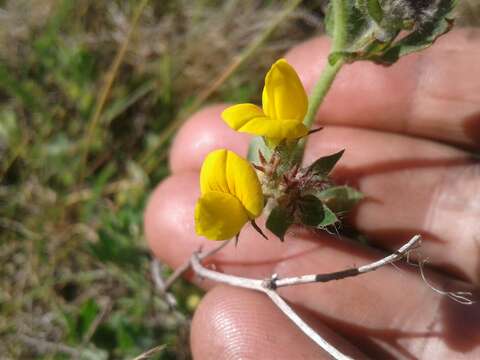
[222,59,308,148]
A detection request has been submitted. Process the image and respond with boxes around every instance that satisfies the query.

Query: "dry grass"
[0,1,323,358]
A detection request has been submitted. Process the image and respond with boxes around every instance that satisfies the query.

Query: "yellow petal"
[262,59,307,121]
[237,117,308,140]
[222,103,308,141]
[224,150,264,218]
[199,149,229,195]
[195,191,249,240]
[222,104,267,131]
[199,149,263,218]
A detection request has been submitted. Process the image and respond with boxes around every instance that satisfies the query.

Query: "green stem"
[293,0,349,162]
[331,0,348,53]
[303,0,348,129]
[291,57,344,164]
[302,57,344,129]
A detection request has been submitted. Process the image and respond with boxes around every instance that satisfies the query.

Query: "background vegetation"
[0,1,478,359]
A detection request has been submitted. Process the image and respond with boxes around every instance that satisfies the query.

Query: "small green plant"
[194,0,458,244]
[186,1,466,358]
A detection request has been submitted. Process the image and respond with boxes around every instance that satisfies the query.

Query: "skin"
[144,29,480,359]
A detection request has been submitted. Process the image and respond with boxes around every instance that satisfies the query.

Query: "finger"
[305,127,480,283]
[170,104,249,174]
[190,286,365,359]
[166,105,479,282]
[285,28,480,149]
[145,173,480,358]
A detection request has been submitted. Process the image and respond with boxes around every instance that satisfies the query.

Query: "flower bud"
[380,0,442,29]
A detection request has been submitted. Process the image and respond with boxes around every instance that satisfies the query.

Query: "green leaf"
[325,0,458,66]
[298,195,325,227]
[78,299,100,339]
[307,149,345,177]
[64,298,100,342]
[320,205,339,227]
[317,185,364,214]
[266,206,293,241]
[366,0,383,24]
[298,195,340,228]
[377,0,457,64]
[355,0,384,24]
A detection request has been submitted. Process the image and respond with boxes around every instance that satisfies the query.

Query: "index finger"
[286,28,480,149]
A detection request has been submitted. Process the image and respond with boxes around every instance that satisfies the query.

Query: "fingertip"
[191,286,363,359]
[144,172,203,268]
[170,104,251,173]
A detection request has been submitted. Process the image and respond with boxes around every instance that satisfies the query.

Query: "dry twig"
[133,344,166,360]
[187,235,422,359]
[156,230,476,359]
[162,239,231,292]
[80,0,149,181]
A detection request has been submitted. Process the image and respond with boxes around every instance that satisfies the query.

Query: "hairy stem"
[294,1,349,162]
[303,0,348,129]
[292,52,344,164]
[302,57,344,129]
[331,0,349,53]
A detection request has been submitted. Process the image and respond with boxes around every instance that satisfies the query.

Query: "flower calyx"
[256,147,363,241]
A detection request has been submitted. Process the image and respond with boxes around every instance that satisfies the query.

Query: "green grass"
[0,0,478,358]
[0,1,322,358]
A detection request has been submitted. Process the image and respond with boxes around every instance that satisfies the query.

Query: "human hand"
[145,29,480,359]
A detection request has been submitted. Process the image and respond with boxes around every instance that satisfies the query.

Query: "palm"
[145,29,480,359]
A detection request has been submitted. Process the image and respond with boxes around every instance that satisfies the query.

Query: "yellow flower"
[194,149,264,240]
[222,59,308,147]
